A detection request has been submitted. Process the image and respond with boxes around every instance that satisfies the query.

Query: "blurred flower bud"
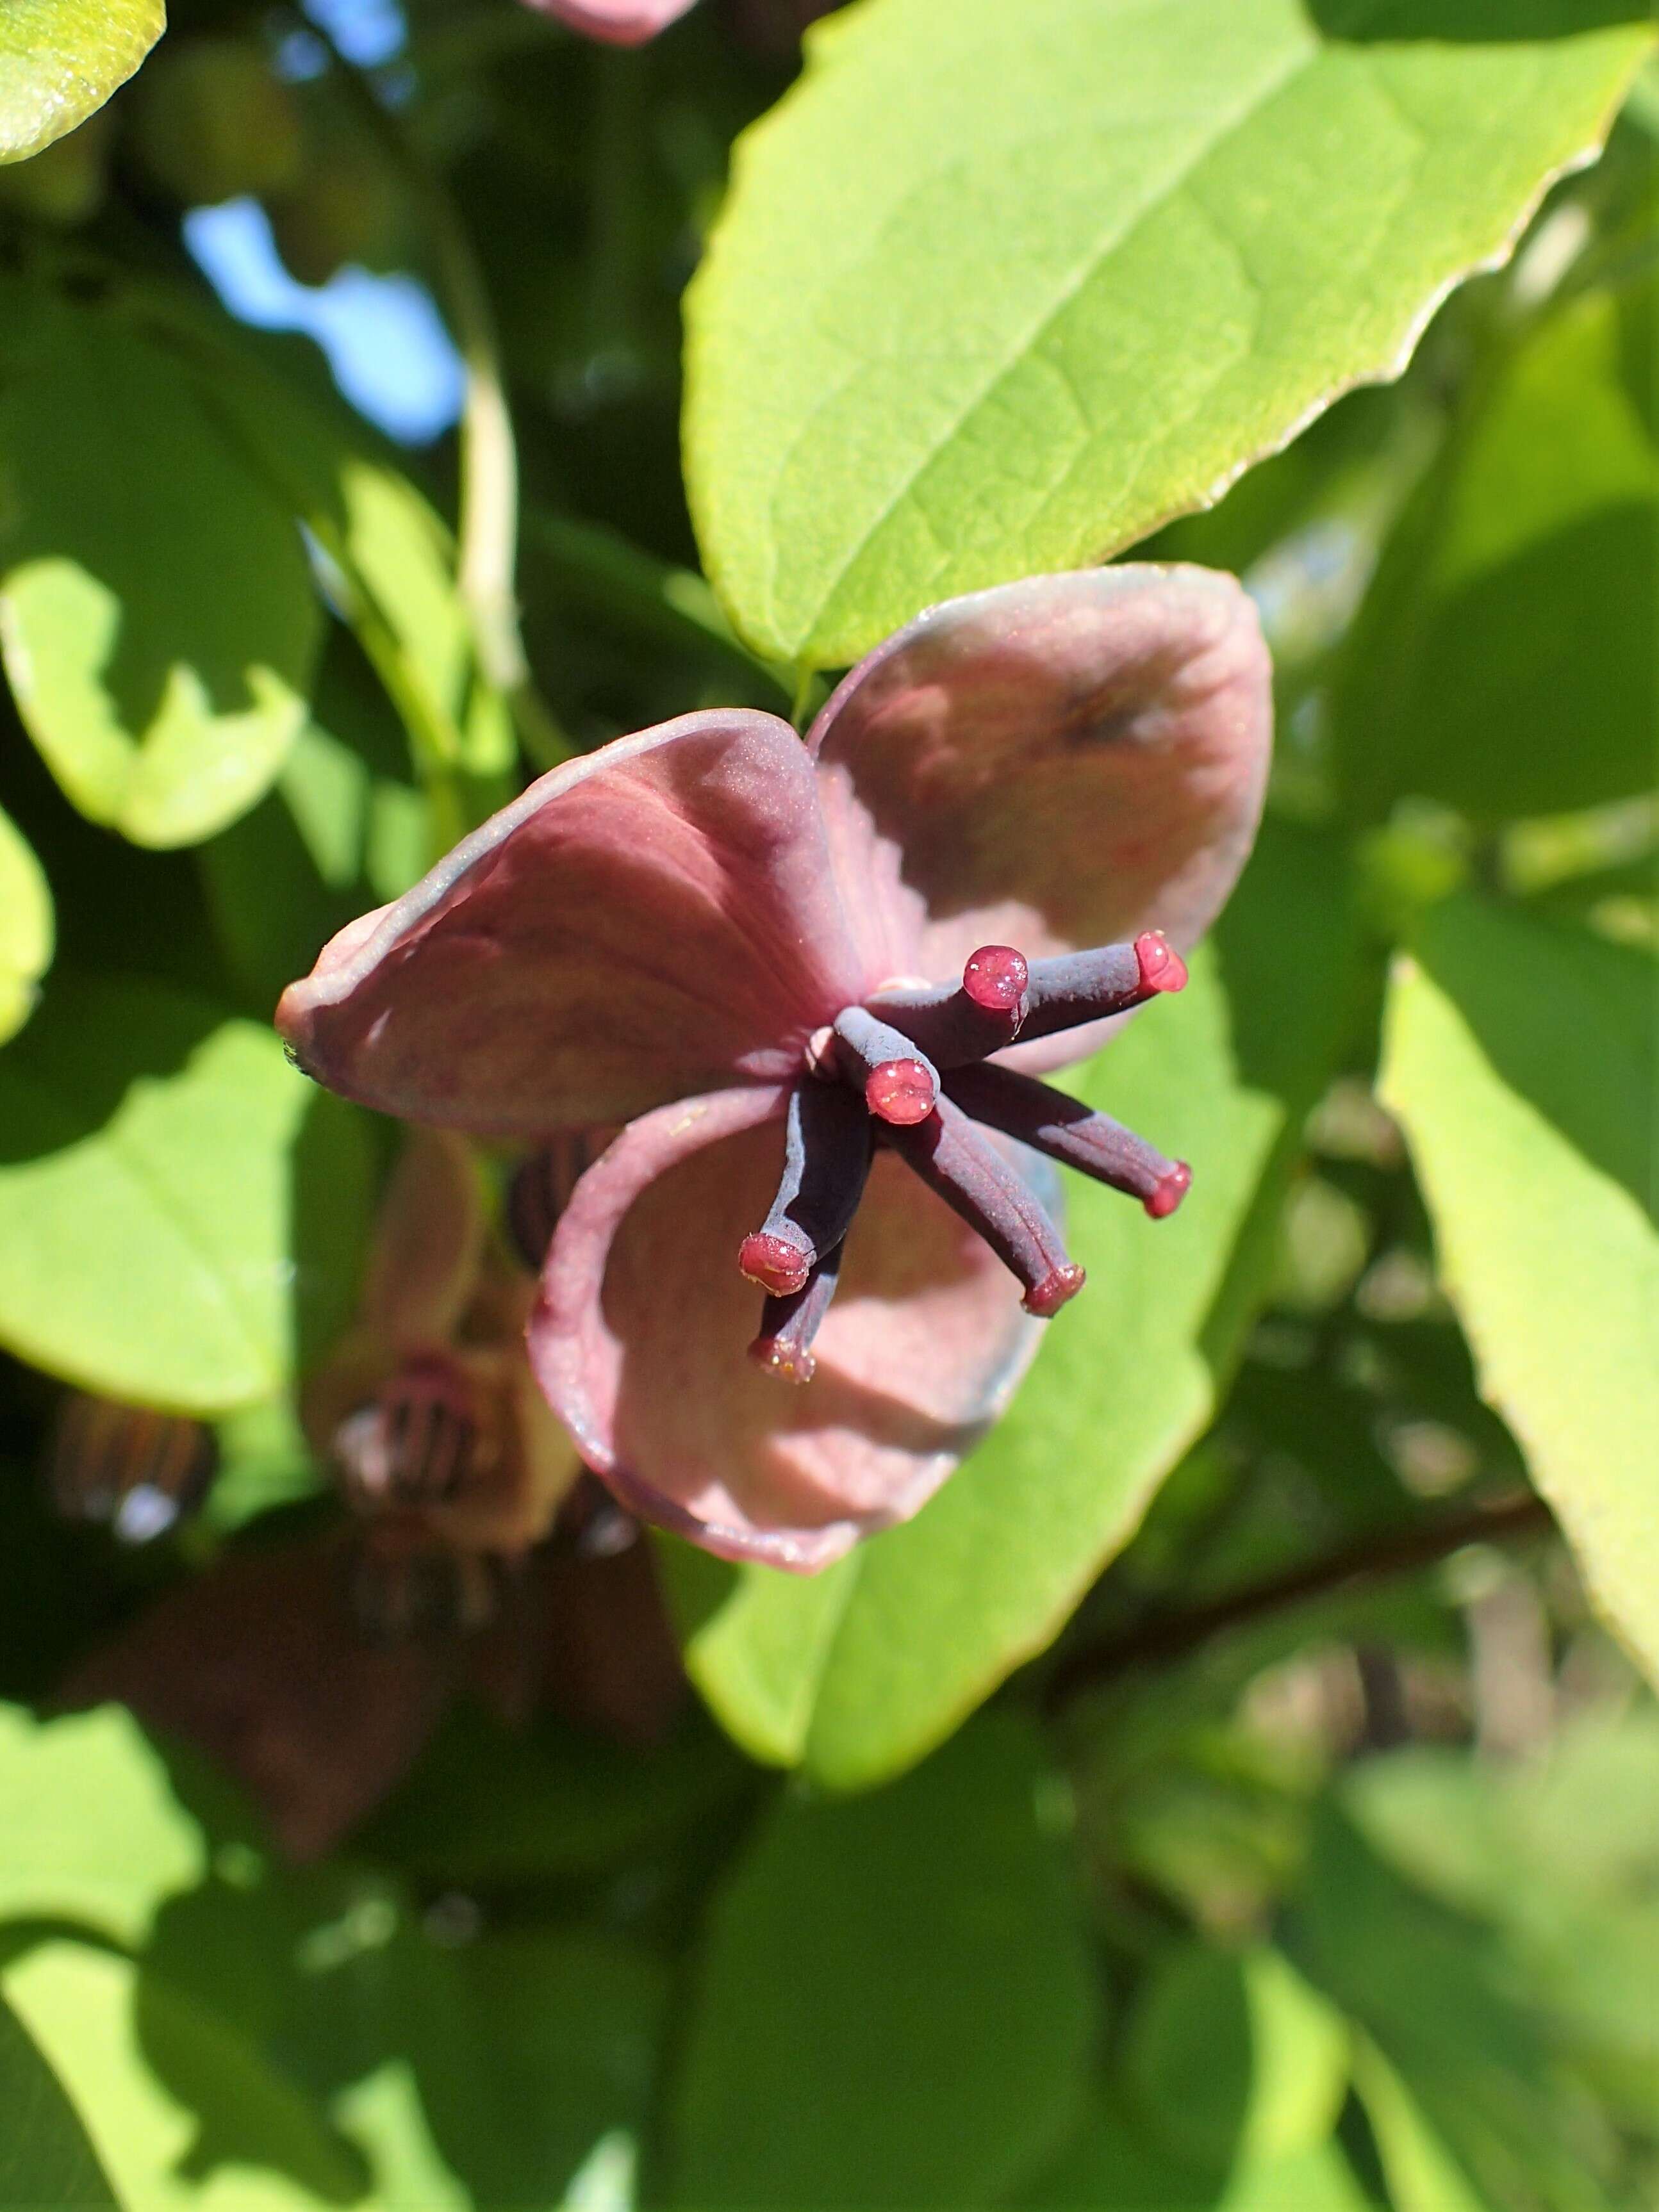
[46,1389,217,1543]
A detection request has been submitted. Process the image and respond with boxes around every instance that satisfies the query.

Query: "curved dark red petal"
[527,1086,1041,1571]
[807,566,1271,1069]
[277,712,864,1138]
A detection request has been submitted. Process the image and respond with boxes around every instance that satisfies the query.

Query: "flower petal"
[520,0,698,42]
[529,1088,1043,1570]
[358,1130,486,1349]
[277,712,863,1136]
[808,566,1271,1063]
[58,1542,447,1862]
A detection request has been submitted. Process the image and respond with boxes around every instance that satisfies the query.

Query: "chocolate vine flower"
[279,567,1271,1570]
[304,1126,581,1615]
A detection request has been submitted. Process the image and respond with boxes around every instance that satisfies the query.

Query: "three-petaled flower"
[278,567,1271,1571]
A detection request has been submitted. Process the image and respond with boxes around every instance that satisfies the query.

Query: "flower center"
[738,933,1191,1380]
[333,1355,484,1507]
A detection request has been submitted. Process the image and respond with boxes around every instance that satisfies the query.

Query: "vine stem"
[1041,1489,1553,1712]
[317,33,572,773]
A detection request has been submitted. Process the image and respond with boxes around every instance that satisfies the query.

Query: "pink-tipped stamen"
[962,944,1030,1016]
[884,1097,1082,1320]
[1024,1263,1087,1318]
[1144,1161,1192,1218]
[945,1062,1193,1222]
[747,1247,843,1386]
[865,1057,937,1126]
[1134,931,1187,995]
[738,1229,812,1297]
[739,1079,873,1295]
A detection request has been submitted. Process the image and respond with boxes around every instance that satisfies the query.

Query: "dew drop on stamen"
[738,1230,812,1296]
[1134,930,1188,995]
[864,1058,937,1125]
[962,944,1029,1014]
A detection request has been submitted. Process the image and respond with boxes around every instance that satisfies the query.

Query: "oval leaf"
[665,1716,1096,2208]
[0,295,321,848]
[0,1990,118,2209]
[3,1943,366,2212]
[1380,896,1659,1689]
[0,0,163,165]
[1336,276,1658,823]
[0,1702,205,1949]
[0,975,374,1412]
[686,0,1652,668]
[0,802,53,1046]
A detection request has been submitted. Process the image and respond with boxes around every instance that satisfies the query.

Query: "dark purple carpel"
[748,1245,844,1386]
[279,564,1273,1571]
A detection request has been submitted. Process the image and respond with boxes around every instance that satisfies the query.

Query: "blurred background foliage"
[0,0,1655,2206]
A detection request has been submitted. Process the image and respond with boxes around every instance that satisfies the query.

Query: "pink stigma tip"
[1135,931,1188,994]
[748,1336,817,1386]
[738,1232,811,1296]
[962,944,1030,1013]
[1023,1263,1087,1318]
[865,1058,937,1126]
[1144,1161,1192,1219]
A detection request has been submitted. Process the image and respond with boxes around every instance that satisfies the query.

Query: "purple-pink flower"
[277,568,1271,1571]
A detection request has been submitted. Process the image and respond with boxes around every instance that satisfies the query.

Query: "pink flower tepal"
[520,0,698,45]
[278,567,1272,1571]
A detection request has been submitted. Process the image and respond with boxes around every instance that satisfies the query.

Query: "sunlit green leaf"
[3,1942,365,2212]
[0,0,163,165]
[0,295,320,847]
[0,1702,205,1947]
[670,823,1355,1785]
[1352,2041,1494,2212]
[1337,277,1658,822]
[686,0,1653,667]
[0,975,373,1411]
[665,1716,1096,2208]
[1380,895,1659,1687]
[0,1988,118,2208]
[0,801,52,1045]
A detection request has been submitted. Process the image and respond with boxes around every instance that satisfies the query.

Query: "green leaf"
[0,1989,118,2208]
[1285,1800,1618,2212]
[664,1715,1096,2209]
[387,1930,666,2209]
[685,0,1653,668]
[0,295,320,848]
[0,0,163,165]
[2,1942,366,2212]
[0,803,52,1046]
[1335,277,1658,822]
[1122,1945,1349,2177]
[0,974,374,1411]
[197,648,427,1017]
[0,1702,205,1948]
[670,822,1355,1785]
[1022,2126,1376,2212]
[1379,895,1659,1686]
[1343,1719,1659,2128]
[1352,2040,1494,2212]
